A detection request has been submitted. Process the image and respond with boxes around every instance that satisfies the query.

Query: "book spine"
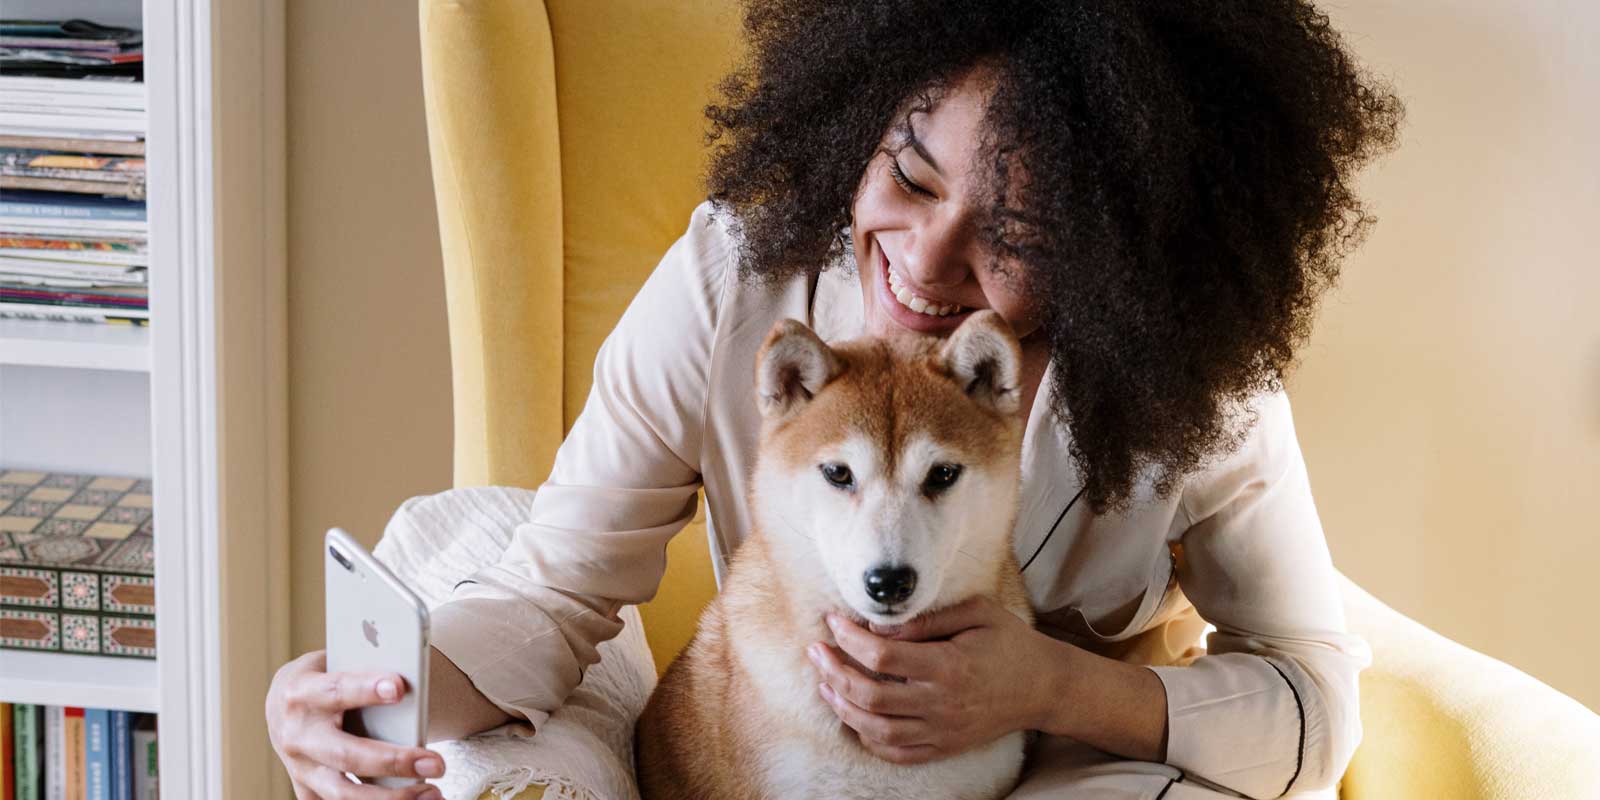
[2,703,13,800]
[84,709,109,800]
[0,201,145,223]
[44,706,62,800]
[129,724,154,800]
[14,704,42,800]
[63,708,84,800]
[0,305,149,325]
[0,288,147,308]
[107,713,130,800]
[0,176,143,201]
[0,135,145,157]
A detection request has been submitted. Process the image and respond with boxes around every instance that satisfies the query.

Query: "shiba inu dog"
[636,310,1033,800]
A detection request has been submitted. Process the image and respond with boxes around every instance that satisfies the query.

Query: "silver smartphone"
[325,527,430,787]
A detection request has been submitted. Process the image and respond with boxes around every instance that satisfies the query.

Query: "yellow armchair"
[416,1,1600,797]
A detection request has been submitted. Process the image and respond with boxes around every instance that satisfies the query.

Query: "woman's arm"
[1035,636,1168,762]
[426,201,735,731]
[1143,390,1369,798]
[426,645,511,741]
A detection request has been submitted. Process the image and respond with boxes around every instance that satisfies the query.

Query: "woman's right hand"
[266,650,446,799]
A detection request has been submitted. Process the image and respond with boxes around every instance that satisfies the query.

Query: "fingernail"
[416,756,444,778]
[377,679,399,701]
[824,614,839,631]
[818,683,836,702]
[419,789,443,800]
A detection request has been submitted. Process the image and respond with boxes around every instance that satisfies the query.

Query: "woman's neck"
[1018,336,1051,426]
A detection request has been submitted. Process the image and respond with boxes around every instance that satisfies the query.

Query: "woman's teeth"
[887,268,963,317]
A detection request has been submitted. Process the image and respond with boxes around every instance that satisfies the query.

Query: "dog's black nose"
[864,565,918,605]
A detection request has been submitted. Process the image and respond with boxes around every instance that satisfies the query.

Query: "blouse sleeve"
[427,201,734,726]
[1148,390,1370,798]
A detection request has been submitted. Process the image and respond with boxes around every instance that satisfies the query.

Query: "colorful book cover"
[0,256,147,281]
[107,712,130,800]
[13,704,42,800]
[2,702,13,800]
[83,709,109,800]
[0,284,148,308]
[0,176,145,201]
[129,718,155,800]
[44,705,62,800]
[63,707,85,800]
[0,191,146,224]
[0,150,145,173]
[0,233,148,267]
[0,135,144,157]
[0,302,149,325]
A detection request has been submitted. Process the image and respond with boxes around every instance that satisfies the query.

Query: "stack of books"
[2,704,159,800]
[0,20,142,79]
[0,471,156,661]
[0,19,147,327]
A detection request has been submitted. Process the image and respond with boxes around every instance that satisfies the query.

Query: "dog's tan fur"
[636,312,1033,800]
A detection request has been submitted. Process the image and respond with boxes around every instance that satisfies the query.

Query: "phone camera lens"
[329,545,354,571]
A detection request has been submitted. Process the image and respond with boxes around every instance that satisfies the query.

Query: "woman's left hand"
[807,596,1065,765]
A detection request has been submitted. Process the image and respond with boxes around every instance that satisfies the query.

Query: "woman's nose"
[900,216,975,288]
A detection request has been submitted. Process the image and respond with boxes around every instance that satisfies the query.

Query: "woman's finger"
[290,776,325,800]
[807,643,924,715]
[302,764,437,800]
[862,739,942,766]
[287,670,408,714]
[307,729,444,781]
[877,596,1000,642]
[824,614,945,679]
[818,683,932,748]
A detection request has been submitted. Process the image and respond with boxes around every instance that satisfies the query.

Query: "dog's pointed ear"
[940,310,1022,415]
[756,319,844,419]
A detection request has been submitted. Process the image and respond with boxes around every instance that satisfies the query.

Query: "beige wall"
[281,0,1599,716]
[287,0,453,656]
[1290,0,1599,711]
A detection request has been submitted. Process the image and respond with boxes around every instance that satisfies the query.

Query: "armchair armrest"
[1338,574,1600,798]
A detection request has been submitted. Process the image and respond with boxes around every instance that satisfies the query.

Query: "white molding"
[147,0,222,795]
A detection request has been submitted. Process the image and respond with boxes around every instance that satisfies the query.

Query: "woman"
[268,1,1403,797]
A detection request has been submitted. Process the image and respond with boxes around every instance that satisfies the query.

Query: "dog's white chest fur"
[735,628,1027,800]
[755,731,1027,800]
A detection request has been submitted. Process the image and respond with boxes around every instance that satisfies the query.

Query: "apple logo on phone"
[362,619,380,647]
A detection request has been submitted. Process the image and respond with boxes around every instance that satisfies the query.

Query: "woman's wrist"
[1031,633,1170,762]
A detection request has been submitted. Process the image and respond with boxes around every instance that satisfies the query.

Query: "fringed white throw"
[375,486,656,800]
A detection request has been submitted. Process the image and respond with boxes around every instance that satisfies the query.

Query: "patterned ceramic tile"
[61,613,99,653]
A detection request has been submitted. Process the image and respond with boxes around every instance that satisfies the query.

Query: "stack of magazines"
[0,19,147,327]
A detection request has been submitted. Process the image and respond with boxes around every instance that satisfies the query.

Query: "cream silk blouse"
[430,202,1369,798]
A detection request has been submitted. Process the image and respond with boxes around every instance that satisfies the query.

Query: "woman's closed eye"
[889,159,934,199]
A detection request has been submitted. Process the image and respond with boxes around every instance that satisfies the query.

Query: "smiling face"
[851,67,1040,343]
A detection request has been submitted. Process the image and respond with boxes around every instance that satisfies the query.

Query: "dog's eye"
[923,463,963,495]
[820,463,855,490]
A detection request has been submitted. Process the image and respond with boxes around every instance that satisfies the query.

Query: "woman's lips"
[873,242,973,333]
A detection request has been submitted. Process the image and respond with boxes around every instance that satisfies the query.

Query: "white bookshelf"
[0,651,159,713]
[0,319,151,371]
[0,0,287,796]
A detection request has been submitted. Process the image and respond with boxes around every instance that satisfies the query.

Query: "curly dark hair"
[704,0,1404,511]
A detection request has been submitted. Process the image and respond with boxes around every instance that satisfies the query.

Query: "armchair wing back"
[419,0,742,667]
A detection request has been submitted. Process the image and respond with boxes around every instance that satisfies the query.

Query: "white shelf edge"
[0,318,151,372]
[0,650,159,712]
